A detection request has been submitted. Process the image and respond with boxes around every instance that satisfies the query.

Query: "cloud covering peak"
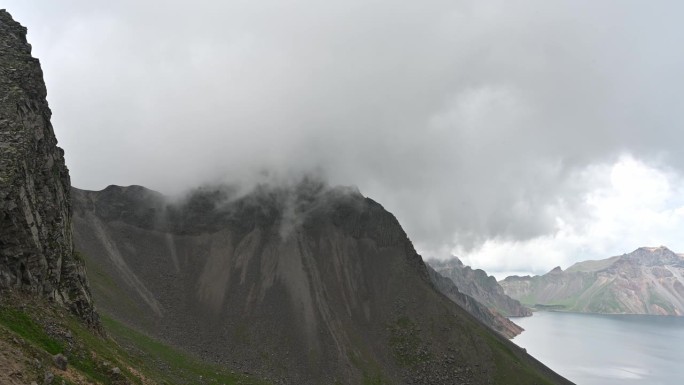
[6,0,684,273]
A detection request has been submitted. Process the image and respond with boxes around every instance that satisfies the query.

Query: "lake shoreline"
[510,309,684,320]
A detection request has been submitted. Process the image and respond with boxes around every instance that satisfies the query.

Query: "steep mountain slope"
[0,9,96,324]
[0,10,275,385]
[428,258,531,317]
[72,182,570,384]
[500,246,684,315]
[426,265,524,339]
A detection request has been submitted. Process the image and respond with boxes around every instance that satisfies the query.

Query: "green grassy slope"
[0,292,270,385]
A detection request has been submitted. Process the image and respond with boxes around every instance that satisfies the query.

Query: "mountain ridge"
[428,257,532,318]
[425,265,524,339]
[73,183,571,384]
[500,246,684,315]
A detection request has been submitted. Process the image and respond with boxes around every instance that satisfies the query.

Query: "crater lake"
[512,311,684,384]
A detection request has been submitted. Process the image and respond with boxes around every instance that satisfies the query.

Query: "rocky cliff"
[500,246,684,315]
[428,257,532,317]
[0,10,96,325]
[72,181,570,384]
[426,265,524,338]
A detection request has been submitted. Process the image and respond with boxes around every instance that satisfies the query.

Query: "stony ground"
[0,337,31,385]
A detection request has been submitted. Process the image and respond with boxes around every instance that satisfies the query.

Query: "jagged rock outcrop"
[0,10,96,325]
[500,246,684,315]
[428,257,532,317]
[72,181,570,384]
[426,265,524,338]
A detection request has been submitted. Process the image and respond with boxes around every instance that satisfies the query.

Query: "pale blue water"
[511,311,684,385]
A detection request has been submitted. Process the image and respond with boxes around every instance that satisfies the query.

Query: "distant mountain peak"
[623,246,681,266]
[500,246,684,316]
[426,257,532,318]
[637,245,672,252]
[426,255,465,269]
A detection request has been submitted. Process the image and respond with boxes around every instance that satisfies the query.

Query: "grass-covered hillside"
[0,292,269,385]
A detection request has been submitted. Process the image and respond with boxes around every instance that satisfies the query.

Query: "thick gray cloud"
[5,0,684,262]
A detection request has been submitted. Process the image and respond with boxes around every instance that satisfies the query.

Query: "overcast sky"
[6,1,684,278]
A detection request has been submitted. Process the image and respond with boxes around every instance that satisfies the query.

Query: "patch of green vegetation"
[63,315,143,385]
[387,316,432,368]
[0,304,137,384]
[54,375,78,385]
[481,328,519,363]
[348,350,387,385]
[101,315,270,385]
[73,250,86,263]
[571,277,606,310]
[362,373,385,385]
[648,290,675,314]
[233,320,250,344]
[84,258,146,325]
[395,316,412,328]
[517,292,541,307]
[552,296,581,308]
[0,295,270,385]
[520,275,601,312]
[0,306,63,354]
[479,330,554,385]
[345,324,390,385]
[586,285,621,313]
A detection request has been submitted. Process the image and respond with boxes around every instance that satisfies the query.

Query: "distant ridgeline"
[500,246,684,316]
[425,257,533,339]
[428,257,532,317]
[425,264,524,339]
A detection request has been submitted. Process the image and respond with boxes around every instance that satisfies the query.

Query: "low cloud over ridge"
[7,0,684,273]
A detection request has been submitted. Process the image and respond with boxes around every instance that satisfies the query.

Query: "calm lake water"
[511,311,684,385]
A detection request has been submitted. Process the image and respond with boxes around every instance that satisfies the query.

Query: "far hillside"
[500,246,684,315]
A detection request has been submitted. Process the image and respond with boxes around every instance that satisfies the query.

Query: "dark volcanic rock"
[0,10,97,325]
[73,181,571,385]
[52,353,67,371]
